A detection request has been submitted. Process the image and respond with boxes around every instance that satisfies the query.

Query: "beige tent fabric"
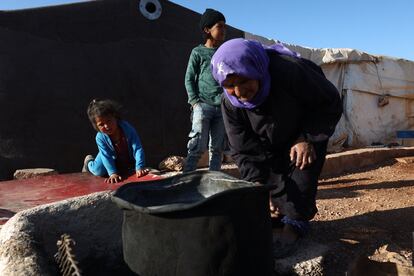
[244,32,414,149]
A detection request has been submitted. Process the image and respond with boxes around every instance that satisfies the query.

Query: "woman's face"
[222,74,259,102]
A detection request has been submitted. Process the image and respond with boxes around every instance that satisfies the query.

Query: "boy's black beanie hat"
[199,8,225,31]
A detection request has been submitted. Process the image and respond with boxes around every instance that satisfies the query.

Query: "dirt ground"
[311,157,414,274]
[1,156,413,274]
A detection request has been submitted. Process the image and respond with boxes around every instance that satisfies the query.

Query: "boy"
[183,8,226,172]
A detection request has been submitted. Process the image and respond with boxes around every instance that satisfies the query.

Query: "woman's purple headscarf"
[211,38,300,109]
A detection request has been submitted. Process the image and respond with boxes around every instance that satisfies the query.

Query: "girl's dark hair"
[87,99,122,131]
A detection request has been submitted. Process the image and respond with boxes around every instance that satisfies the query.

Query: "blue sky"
[1,0,412,61]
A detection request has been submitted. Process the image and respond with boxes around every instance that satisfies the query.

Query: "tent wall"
[0,0,243,179]
[340,61,414,146]
[1,2,413,179]
[246,32,414,150]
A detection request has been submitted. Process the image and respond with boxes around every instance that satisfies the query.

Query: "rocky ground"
[180,155,414,274]
[309,157,414,274]
[1,155,413,275]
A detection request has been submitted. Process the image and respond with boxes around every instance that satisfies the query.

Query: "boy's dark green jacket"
[184,45,223,106]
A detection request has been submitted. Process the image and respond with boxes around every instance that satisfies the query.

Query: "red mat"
[0,172,161,225]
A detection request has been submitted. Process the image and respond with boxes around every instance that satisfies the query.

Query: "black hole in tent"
[145,2,157,14]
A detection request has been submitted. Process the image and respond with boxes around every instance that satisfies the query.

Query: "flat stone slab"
[395,156,414,164]
[13,168,57,179]
[321,146,414,177]
[218,146,414,179]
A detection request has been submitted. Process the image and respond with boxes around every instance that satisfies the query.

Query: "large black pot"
[112,171,274,276]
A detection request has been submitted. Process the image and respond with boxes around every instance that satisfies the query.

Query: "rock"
[158,156,185,171]
[370,244,413,267]
[13,168,57,180]
[274,240,329,275]
[0,192,124,275]
[347,255,414,276]
[395,157,414,164]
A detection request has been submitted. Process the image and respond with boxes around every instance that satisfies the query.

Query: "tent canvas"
[246,33,414,150]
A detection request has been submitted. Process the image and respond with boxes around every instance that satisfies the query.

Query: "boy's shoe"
[82,155,94,172]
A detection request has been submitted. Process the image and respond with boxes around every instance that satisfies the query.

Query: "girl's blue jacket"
[95,120,145,175]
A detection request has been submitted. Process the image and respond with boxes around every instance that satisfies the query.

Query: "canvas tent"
[0,0,413,179]
[0,0,244,179]
[246,33,414,151]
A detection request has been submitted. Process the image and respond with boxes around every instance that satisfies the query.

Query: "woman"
[211,38,342,257]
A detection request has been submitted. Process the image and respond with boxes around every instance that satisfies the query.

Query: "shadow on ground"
[308,207,414,274]
[317,179,414,200]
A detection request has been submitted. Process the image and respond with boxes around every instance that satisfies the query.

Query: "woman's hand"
[106,173,122,183]
[290,139,316,170]
[269,194,279,217]
[136,168,150,178]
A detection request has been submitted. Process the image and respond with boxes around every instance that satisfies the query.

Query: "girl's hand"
[290,139,316,170]
[136,168,150,178]
[106,173,122,183]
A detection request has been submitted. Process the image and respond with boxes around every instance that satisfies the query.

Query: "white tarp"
[245,33,414,150]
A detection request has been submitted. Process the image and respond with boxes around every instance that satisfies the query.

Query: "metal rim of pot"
[112,172,277,214]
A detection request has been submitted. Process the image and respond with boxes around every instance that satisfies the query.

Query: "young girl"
[83,99,149,183]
